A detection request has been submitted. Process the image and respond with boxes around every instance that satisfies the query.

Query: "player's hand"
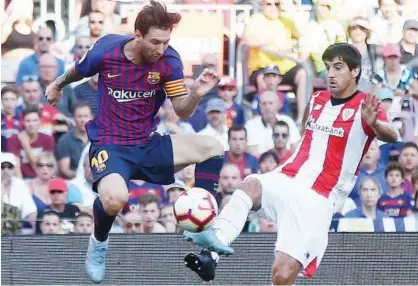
[45,81,62,107]
[362,93,380,127]
[190,68,220,98]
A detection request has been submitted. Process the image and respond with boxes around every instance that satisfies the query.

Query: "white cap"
[1,152,17,166]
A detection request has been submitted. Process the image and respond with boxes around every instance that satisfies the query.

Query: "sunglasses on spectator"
[273,132,289,139]
[349,25,367,31]
[219,86,236,91]
[37,162,54,168]
[125,222,141,229]
[50,190,65,194]
[89,20,104,24]
[22,75,39,82]
[38,37,52,42]
[265,2,280,7]
[1,163,14,170]
[77,45,91,49]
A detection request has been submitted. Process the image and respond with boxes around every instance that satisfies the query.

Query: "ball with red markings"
[173,187,218,232]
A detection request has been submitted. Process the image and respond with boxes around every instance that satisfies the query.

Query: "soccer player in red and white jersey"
[184,43,398,283]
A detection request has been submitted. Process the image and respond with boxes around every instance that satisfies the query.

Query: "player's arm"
[371,120,397,143]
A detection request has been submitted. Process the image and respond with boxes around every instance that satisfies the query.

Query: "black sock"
[194,155,224,197]
[93,197,116,242]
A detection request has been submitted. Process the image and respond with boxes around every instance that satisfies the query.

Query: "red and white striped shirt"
[278,90,389,204]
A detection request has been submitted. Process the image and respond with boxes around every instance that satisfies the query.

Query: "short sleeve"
[55,134,70,160]
[75,40,104,77]
[164,55,188,98]
[362,107,390,137]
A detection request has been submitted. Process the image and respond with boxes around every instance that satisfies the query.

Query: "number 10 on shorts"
[91,150,109,173]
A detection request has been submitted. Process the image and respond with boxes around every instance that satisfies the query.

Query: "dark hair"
[274,120,289,131]
[322,43,362,83]
[1,85,19,98]
[73,101,92,115]
[22,105,40,118]
[140,193,161,208]
[385,162,405,178]
[258,151,280,165]
[40,210,60,220]
[134,0,181,36]
[228,125,247,141]
[411,170,418,185]
[76,212,93,220]
[401,142,418,153]
[89,10,104,17]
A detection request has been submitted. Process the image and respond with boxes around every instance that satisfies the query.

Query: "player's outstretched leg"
[184,176,262,278]
[86,174,129,284]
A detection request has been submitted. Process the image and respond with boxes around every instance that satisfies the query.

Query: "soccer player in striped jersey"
[184,43,398,283]
[46,1,224,283]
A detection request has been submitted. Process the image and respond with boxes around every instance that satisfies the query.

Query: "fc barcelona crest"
[147,72,160,84]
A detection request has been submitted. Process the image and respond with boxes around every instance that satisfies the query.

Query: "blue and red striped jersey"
[75,34,188,145]
[377,192,413,217]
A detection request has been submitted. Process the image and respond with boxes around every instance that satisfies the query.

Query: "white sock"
[212,189,253,246]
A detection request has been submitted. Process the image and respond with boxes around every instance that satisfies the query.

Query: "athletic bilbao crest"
[147,72,160,84]
[342,108,355,121]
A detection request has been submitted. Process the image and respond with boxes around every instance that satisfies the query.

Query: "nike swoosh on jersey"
[107,73,121,78]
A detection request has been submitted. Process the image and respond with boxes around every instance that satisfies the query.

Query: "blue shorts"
[88,133,175,192]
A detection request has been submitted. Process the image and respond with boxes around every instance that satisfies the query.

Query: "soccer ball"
[174,187,218,232]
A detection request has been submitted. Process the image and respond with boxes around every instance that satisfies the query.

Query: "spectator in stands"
[258,218,277,233]
[38,178,81,232]
[246,91,300,156]
[39,211,61,235]
[345,177,388,219]
[399,19,418,66]
[73,74,99,115]
[128,180,167,203]
[218,164,241,195]
[370,0,406,45]
[217,76,245,128]
[299,0,346,83]
[88,11,106,44]
[56,103,92,179]
[164,181,186,203]
[378,162,413,217]
[7,106,55,178]
[16,27,65,86]
[219,192,232,212]
[38,53,78,117]
[412,170,418,199]
[122,211,142,233]
[77,0,121,36]
[258,151,280,173]
[1,86,21,140]
[1,197,22,236]
[157,100,195,135]
[196,54,219,109]
[398,142,418,195]
[1,152,37,233]
[74,212,94,234]
[269,120,293,163]
[1,0,35,59]
[351,140,388,205]
[160,202,177,233]
[178,164,195,190]
[73,36,92,62]
[27,152,83,213]
[252,65,291,116]
[139,194,166,233]
[198,98,229,151]
[224,125,258,178]
[244,0,307,122]
[70,154,97,212]
[347,17,378,92]
[183,76,207,132]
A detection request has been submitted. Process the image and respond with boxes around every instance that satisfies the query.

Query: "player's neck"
[388,187,402,197]
[331,83,358,99]
[124,40,142,64]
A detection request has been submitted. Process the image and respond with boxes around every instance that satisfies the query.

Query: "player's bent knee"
[239,175,262,206]
[272,253,301,285]
[97,174,129,215]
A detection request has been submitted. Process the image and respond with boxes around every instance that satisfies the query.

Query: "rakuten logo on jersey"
[107,87,156,103]
[306,116,344,137]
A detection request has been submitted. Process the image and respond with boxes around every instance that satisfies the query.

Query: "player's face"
[1,91,18,114]
[219,167,241,194]
[325,58,359,95]
[22,81,42,105]
[137,27,170,63]
[228,130,247,156]
[264,74,281,91]
[217,86,237,102]
[75,217,93,234]
[360,180,380,208]
[399,147,418,171]
[272,125,289,149]
[140,202,160,229]
[40,215,61,234]
[74,107,93,132]
[23,113,41,134]
[259,156,278,173]
[387,170,403,189]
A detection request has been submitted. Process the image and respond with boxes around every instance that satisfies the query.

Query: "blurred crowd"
[2,0,418,236]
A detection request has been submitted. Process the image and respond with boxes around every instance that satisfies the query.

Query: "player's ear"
[351,67,360,80]
[134,29,143,39]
